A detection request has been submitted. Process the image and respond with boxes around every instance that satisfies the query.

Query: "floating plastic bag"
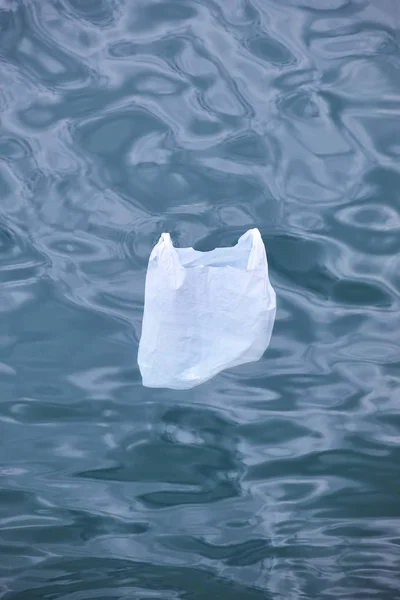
[138,228,276,389]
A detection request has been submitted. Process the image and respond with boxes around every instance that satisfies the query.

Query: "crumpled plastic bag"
[138,228,276,389]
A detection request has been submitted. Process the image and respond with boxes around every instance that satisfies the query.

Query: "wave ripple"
[1,0,400,598]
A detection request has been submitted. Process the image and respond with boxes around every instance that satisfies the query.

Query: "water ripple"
[1,0,400,598]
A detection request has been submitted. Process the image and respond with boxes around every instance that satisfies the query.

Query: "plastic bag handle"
[151,229,267,272]
[150,233,176,263]
[151,233,184,288]
[247,229,267,271]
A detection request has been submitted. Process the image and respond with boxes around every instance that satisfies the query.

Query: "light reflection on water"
[0,0,400,598]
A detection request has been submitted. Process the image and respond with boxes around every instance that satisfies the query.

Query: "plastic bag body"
[138,229,276,389]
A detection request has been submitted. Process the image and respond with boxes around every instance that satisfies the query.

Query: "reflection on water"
[0,0,400,598]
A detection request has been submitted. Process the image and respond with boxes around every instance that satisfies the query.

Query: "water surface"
[1,0,400,598]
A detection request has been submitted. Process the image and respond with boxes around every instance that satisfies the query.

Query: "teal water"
[1,0,400,598]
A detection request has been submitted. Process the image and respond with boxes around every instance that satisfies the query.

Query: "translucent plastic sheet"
[138,229,276,389]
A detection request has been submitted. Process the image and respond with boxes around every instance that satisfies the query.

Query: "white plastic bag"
[138,228,276,389]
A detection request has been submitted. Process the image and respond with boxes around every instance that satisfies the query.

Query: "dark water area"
[1,0,400,598]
